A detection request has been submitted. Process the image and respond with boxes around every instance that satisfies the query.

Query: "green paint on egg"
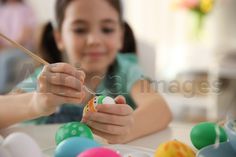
[190,122,228,150]
[98,96,106,104]
[55,122,94,145]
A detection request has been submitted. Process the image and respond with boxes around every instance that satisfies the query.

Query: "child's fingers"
[46,84,84,99]
[49,63,85,82]
[96,104,133,116]
[62,95,84,104]
[39,64,85,91]
[86,120,128,135]
[83,112,132,126]
[38,65,86,105]
[114,95,126,104]
[55,92,85,105]
[48,73,83,91]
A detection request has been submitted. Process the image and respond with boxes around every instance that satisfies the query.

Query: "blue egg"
[55,137,101,157]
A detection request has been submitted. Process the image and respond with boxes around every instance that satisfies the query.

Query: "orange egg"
[155,140,195,157]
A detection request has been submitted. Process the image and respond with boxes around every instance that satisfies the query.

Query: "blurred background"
[0,0,236,124]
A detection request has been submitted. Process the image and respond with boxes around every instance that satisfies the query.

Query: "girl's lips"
[85,52,105,59]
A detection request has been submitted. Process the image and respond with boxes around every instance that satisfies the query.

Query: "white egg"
[102,96,115,104]
[2,132,43,157]
[0,146,11,157]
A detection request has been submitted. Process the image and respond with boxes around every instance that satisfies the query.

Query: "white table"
[0,123,194,151]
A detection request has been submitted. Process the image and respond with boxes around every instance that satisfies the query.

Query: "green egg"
[190,122,228,150]
[55,122,94,145]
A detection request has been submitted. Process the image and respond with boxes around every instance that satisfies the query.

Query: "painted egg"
[83,96,115,115]
[55,122,93,145]
[55,137,101,157]
[77,147,121,157]
[2,132,43,157]
[154,140,195,157]
[190,122,228,150]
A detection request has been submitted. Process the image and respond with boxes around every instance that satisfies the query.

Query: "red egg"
[77,147,121,157]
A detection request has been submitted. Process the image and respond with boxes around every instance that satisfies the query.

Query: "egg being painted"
[55,122,94,145]
[190,122,228,150]
[155,140,195,157]
[83,96,115,115]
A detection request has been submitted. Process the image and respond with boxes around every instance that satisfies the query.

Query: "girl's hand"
[34,63,86,116]
[82,96,134,144]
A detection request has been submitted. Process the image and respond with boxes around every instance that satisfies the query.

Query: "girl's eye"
[74,28,87,34]
[102,27,115,34]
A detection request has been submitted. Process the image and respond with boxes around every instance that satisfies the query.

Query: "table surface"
[0,123,194,151]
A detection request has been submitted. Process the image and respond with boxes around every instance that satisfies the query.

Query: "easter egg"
[55,122,93,145]
[77,147,121,157]
[83,96,115,115]
[2,132,43,157]
[190,122,228,150]
[55,137,101,157]
[154,140,195,157]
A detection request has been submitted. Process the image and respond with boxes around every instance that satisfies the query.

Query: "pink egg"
[77,147,121,157]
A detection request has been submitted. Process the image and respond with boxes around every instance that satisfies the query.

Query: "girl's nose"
[87,32,102,47]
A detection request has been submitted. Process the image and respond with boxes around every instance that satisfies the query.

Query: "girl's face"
[55,0,123,74]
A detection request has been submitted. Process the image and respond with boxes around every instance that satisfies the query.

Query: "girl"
[15,0,172,143]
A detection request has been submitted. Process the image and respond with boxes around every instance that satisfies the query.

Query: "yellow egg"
[154,140,195,157]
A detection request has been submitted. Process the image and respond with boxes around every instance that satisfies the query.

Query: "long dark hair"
[38,23,62,63]
[39,0,137,63]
